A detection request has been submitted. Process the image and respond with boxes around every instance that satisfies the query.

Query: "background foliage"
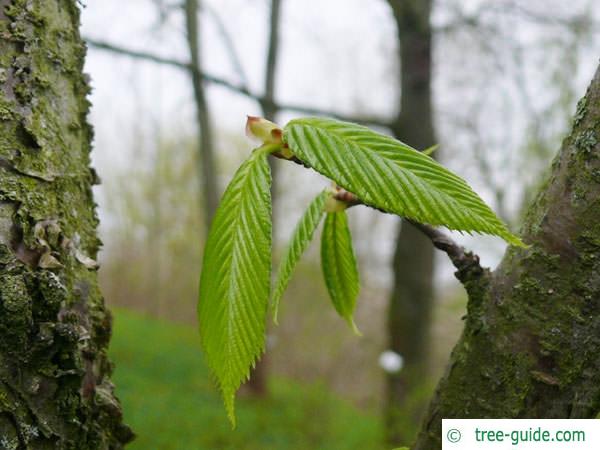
[110,309,384,449]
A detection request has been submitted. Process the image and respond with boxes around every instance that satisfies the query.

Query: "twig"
[407,221,486,281]
[333,189,484,277]
[85,38,392,128]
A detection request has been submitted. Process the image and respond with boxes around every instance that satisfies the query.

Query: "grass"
[109,308,385,450]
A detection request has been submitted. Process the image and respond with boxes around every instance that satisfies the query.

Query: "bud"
[245,116,283,145]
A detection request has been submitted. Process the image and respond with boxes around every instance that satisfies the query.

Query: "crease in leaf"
[197,147,273,426]
[321,210,361,335]
[283,117,525,247]
[271,190,328,323]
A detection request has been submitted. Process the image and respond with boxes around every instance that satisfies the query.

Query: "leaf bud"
[245,116,283,145]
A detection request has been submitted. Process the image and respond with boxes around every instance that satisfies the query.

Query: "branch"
[433,0,599,34]
[87,38,189,69]
[150,0,183,29]
[85,38,392,128]
[406,221,485,282]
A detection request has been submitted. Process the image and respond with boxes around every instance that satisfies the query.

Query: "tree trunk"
[414,65,600,449]
[185,0,219,232]
[0,0,132,448]
[245,0,283,397]
[385,0,436,444]
[260,0,281,123]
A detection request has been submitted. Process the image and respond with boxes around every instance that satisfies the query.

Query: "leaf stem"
[255,142,283,156]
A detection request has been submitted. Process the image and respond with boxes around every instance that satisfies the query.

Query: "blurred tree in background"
[384,1,437,443]
[99,134,203,321]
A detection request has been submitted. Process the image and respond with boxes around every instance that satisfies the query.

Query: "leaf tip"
[422,143,439,156]
[272,302,280,326]
[349,318,362,337]
[504,232,529,248]
[223,389,237,429]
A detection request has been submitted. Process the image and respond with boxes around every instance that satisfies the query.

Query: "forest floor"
[110,308,386,450]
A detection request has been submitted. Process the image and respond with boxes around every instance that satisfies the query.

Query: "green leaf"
[284,117,524,246]
[321,210,361,334]
[271,190,328,323]
[197,148,272,426]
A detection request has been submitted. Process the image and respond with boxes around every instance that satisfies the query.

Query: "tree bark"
[385,0,436,444]
[414,65,600,449]
[0,0,132,448]
[184,0,219,232]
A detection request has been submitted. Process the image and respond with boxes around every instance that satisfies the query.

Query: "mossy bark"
[0,1,132,448]
[413,66,600,449]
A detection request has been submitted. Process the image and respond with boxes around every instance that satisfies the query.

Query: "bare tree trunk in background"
[245,0,283,398]
[414,64,600,449]
[261,0,281,123]
[385,0,436,444]
[0,1,132,447]
[185,0,219,232]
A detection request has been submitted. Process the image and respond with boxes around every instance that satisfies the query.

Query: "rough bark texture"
[413,66,600,449]
[0,1,132,448]
[386,0,436,444]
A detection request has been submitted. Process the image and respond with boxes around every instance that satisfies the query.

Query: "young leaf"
[283,117,524,246]
[321,210,361,334]
[197,148,272,426]
[271,190,328,323]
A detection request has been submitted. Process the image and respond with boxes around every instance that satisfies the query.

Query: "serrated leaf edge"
[271,190,329,324]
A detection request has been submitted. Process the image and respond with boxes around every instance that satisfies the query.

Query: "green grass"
[109,308,385,450]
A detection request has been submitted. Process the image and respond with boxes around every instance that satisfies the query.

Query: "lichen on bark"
[413,66,600,450]
[0,1,132,448]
